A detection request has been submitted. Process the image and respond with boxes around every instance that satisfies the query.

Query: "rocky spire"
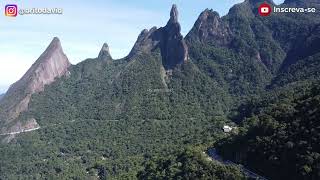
[0,37,71,134]
[127,4,188,70]
[169,4,179,23]
[98,43,112,61]
[160,4,189,69]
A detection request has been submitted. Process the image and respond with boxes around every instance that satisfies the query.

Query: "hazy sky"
[0,0,285,93]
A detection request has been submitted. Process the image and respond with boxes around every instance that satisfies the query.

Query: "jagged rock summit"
[169,4,179,23]
[160,4,189,69]
[186,9,232,46]
[98,43,112,61]
[128,4,188,70]
[0,37,70,134]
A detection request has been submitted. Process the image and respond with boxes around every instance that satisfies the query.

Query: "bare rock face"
[128,27,159,57]
[13,37,70,94]
[0,37,70,133]
[127,4,188,70]
[3,118,40,135]
[159,4,189,69]
[98,43,113,61]
[186,9,232,46]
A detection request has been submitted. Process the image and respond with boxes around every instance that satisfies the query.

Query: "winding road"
[0,119,120,136]
[207,148,269,180]
[0,127,41,136]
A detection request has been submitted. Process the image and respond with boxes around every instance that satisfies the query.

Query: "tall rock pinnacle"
[128,4,188,70]
[98,43,112,61]
[169,4,179,23]
[160,4,188,69]
[0,37,71,134]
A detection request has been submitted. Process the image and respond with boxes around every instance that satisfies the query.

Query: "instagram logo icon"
[5,4,18,17]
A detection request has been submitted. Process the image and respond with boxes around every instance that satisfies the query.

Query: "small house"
[223,125,233,133]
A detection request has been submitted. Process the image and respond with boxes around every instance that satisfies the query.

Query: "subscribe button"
[259,3,272,16]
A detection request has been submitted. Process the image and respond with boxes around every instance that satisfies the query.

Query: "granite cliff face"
[0,37,70,133]
[186,9,232,46]
[158,4,189,69]
[128,5,188,70]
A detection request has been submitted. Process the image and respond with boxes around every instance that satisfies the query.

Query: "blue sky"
[0,0,285,93]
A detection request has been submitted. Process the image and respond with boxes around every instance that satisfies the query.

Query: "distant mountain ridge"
[0,0,319,139]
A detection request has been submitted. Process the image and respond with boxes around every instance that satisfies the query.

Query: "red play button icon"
[259,3,272,16]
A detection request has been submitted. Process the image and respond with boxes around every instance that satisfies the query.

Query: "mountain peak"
[33,37,70,85]
[98,43,112,61]
[161,4,188,69]
[37,37,64,64]
[127,5,188,69]
[170,4,179,23]
[198,9,220,22]
[127,27,158,58]
[52,37,61,45]
[47,37,62,52]
[186,8,232,46]
[0,37,70,134]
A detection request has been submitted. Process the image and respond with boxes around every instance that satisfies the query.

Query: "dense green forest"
[0,52,233,179]
[138,147,245,180]
[216,81,320,180]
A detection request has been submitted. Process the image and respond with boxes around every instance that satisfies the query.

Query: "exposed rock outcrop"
[0,37,70,133]
[127,27,159,57]
[158,4,189,69]
[127,4,188,70]
[2,118,40,135]
[186,9,232,46]
[98,43,112,61]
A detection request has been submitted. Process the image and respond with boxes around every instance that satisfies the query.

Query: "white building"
[223,125,233,133]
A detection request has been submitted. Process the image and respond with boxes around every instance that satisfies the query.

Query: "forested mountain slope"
[216,81,320,180]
